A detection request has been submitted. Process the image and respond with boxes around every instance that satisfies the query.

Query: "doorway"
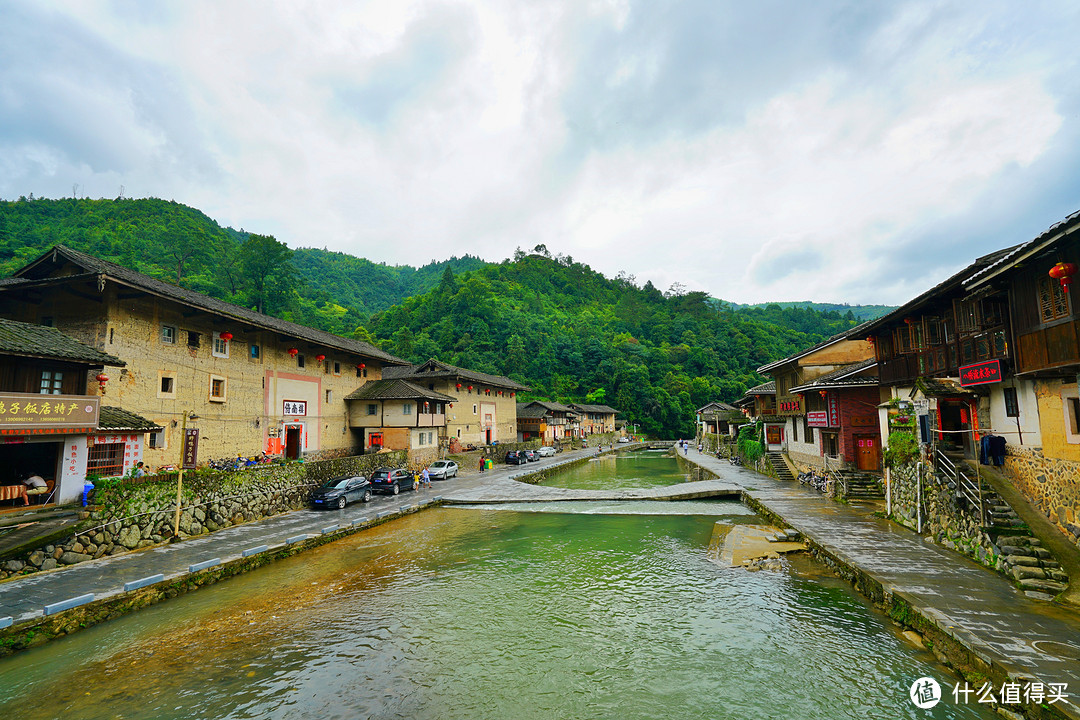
[938,400,972,457]
[855,435,880,472]
[284,425,303,459]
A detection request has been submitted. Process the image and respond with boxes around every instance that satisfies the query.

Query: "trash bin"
[485,459,493,470]
[82,480,95,507]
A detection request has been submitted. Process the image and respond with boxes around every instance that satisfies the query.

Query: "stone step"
[1019,578,1068,594]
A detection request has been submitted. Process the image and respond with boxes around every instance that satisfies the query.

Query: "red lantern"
[1049,262,1077,292]
[866,336,876,344]
[903,317,916,325]
[359,363,366,369]
[819,390,827,399]
[315,354,326,363]
[287,348,299,357]
[449,403,453,409]
[96,373,109,393]
[468,385,473,391]
[456,383,462,390]
[220,332,233,342]
[510,392,515,397]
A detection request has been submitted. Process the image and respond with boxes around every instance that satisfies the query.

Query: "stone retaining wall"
[0,451,407,580]
[1003,446,1080,549]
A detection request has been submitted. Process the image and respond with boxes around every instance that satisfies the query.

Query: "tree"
[240,234,296,314]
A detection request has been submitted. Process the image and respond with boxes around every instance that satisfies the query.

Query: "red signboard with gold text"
[959,359,1002,387]
[0,393,100,435]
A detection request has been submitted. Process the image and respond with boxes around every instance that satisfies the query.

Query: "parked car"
[522,449,538,462]
[536,445,556,457]
[369,467,417,495]
[426,460,458,480]
[617,436,630,443]
[505,451,527,465]
[311,474,371,509]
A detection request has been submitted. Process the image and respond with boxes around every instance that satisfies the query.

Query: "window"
[212,332,229,358]
[148,430,166,449]
[160,376,174,394]
[791,418,799,443]
[1070,397,1080,437]
[325,390,333,404]
[803,416,813,443]
[88,442,124,477]
[41,316,54,327]
[40,371,63,394]
[367,404,377,416]
[162,325,176,344]
[473,404,477,414]
[209,375,227,402]
[356,366,367,378]
[297,354,305,368]
[1038,276,1071,323]
[1003,387,1020,418]
[895,325,912,353]
[333,362,341,375]
[250,344,261,360]
[188,331,200,348]
[403,403,413,415]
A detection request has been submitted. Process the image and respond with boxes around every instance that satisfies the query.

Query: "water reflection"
[0,507,995,720]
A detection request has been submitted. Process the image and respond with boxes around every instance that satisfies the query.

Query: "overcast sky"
[3,1,1079,305]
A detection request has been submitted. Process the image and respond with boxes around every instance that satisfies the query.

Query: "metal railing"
[935,447,988,525]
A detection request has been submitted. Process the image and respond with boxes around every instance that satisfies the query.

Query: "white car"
[535,445,557,457]
[426,460,459,479]
[617,436,631,443]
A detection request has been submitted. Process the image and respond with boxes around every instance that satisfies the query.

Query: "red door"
[855,436,880,471]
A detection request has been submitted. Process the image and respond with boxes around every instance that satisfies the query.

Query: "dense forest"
[0,196,883,437]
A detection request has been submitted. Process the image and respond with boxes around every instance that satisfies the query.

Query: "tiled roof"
[966,209,1080,290]
[756,321,874,374]
[9,245,408,366]
[516,403,551,418]
[857,244,1021,336]
[517,400,578,416]
[345,379,456,402]
[789,359,879,393]
[0,317,124,366]
[744,381,775,395]
[385,358,530,391]
[697,401,738,413]
[567,403,619,414]
[98,406,163,432]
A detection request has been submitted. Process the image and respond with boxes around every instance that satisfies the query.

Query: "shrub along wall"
[0,451,407,580]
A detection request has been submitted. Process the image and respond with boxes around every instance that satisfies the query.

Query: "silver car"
[535,446,556,457]
[426,460,459,479]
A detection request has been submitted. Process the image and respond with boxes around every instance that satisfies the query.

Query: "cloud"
[1,0,1078,307]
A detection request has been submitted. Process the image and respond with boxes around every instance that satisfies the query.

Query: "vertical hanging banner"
[182,428,199,469]
[827,393,840,428]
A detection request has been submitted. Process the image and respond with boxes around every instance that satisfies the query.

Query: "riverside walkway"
[1,444,1079,718]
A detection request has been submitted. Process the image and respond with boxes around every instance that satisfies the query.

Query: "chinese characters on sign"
[0,392,100,431]
[182,429,199,469]
[283,400,307,416]
[959,359,1002,387]
[777,397,804,416]
[951,680,1067,706]
[806,411,829,428]
[827,393,840,428]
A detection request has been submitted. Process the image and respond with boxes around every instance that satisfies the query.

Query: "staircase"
[836,470,885,500]
[766,452,795,482]
[934,448,1068,598]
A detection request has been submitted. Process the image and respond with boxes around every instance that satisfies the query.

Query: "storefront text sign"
[807,411,829,428]
[959,359,1002,387]
[777,397,804,416]
[283,400,307,416]
[827,394,840,428]
[0,393,99,433]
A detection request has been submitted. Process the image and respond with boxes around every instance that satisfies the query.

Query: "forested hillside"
[368,250,861,437]
[724,300,892,321]
[1,197,871,438]
[0,197,483,332]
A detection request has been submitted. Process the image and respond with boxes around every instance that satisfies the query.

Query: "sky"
[3,0,1080,306]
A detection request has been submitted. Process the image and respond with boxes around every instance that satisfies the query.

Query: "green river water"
[0,454,997,719]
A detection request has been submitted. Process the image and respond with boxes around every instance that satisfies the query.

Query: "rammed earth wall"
[1004,446,1080,548]
[0,452,407,581]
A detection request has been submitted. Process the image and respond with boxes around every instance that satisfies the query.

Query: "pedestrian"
[132,461,146,478]
[422,467,431,488]
[479,455,486,473]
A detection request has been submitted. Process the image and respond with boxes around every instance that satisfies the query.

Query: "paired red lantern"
[287,348,299,357]
[1049,262,1077,292]
[866,336,876,344]
[315,354,326,363]
[96,373,109,393]
[220,331,233,342]
[819,390,828,399]
[456,383,462,390]
[468,385,473,391]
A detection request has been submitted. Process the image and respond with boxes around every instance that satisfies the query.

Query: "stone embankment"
[0,451,407,580]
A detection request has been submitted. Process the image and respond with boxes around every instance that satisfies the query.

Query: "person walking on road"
[421,467,431,488]
[479,455,486,473]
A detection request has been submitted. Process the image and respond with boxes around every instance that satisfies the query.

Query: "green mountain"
[0,196,870,437]
[367,253,861,437]
[722,299,893,321]
[0,196,487,333]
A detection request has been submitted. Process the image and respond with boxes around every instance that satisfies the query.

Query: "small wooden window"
[40,371,63,395]
[1003,387,1019,418]
[1038,277,1071,323]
